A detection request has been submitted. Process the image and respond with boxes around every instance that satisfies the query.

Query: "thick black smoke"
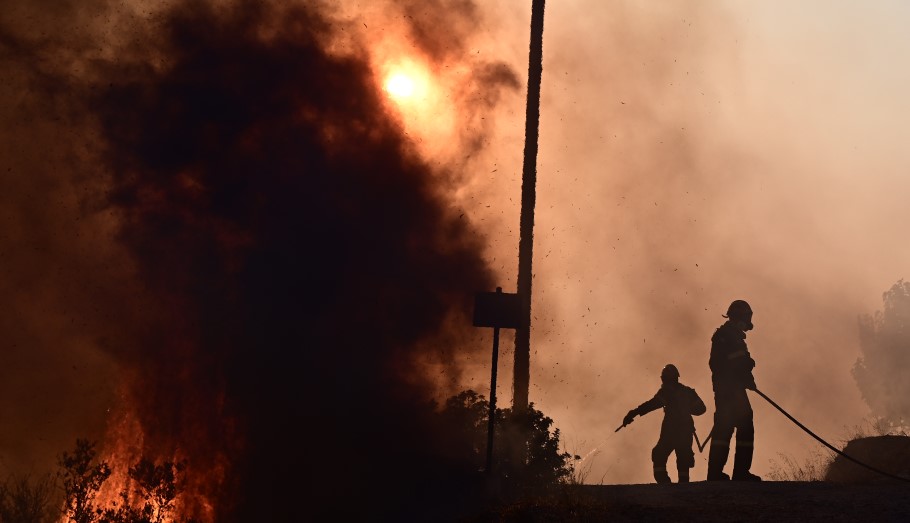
[81,0,503,520]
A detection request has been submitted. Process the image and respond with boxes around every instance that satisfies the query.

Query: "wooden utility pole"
[513,0,545,413]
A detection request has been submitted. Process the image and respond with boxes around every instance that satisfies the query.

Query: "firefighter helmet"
[725,299,752,320]
[661,364,680,382]
[724,299,753,330]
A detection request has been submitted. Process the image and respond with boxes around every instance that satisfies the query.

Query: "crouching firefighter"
[622,364,707,483]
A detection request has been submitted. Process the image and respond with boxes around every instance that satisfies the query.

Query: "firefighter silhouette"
[707,299,762,481]
[623,364,707,483]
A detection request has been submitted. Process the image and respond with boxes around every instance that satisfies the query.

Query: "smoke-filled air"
[2,0,910,520]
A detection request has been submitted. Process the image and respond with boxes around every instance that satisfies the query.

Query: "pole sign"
[472,290,523,329]
[472,287,522,476]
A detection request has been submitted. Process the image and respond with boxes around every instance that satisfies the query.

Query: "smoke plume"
[2,0,518,519]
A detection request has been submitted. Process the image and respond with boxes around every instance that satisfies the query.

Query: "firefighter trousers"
[707,388,754,477]
[652,422,695,483]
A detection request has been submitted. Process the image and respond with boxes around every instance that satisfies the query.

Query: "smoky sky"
[1,0,523,520]
[0,0,133,475]
[462,0,910,486]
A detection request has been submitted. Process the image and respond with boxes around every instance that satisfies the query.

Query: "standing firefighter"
[622,364,706,483]
[707,299,762,481]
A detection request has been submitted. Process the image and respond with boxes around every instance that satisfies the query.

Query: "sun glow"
[385,73,415,99]
[380,59,432,106]
[375,56,458,158]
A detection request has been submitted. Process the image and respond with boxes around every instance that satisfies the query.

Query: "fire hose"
[695,388,910,483]
[695,427,712,453]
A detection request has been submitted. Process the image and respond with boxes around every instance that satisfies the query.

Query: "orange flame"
[57,384,230,523]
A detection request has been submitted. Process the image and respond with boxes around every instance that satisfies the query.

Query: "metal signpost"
[473,287,522,474]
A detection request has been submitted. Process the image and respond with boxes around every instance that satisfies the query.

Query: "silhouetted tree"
[0,473,56,523]
[854,279,910,430]
[58,439,111,523]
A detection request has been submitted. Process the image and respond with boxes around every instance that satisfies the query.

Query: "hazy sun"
[385,72,415,99]
[376,58,456,154]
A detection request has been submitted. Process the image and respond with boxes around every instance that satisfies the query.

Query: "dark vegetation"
[0,473,55,523]
[0,439,197,523]
[412,389,581,521]
[439,390,578,487]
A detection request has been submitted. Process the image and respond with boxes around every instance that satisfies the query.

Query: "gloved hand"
[623,410,636,426]
[745,378,757,391]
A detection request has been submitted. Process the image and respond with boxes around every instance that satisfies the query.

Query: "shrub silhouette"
[438,390,577,487]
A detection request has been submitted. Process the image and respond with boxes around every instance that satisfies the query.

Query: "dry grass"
[766,450,834,481]
[767,415,910,482]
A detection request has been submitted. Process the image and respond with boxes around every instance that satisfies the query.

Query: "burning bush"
[58,440,197,523]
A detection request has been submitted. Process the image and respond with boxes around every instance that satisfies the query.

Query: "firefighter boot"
[731,439,761,481]
[677,467,689,483]
[732,470,761,481]
[707,440,730,481]
[653,464,671,484]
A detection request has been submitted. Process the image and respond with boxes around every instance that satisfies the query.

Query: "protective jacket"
[630,381,706,483]
[709,320,756,392]
[633,382,707,428]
